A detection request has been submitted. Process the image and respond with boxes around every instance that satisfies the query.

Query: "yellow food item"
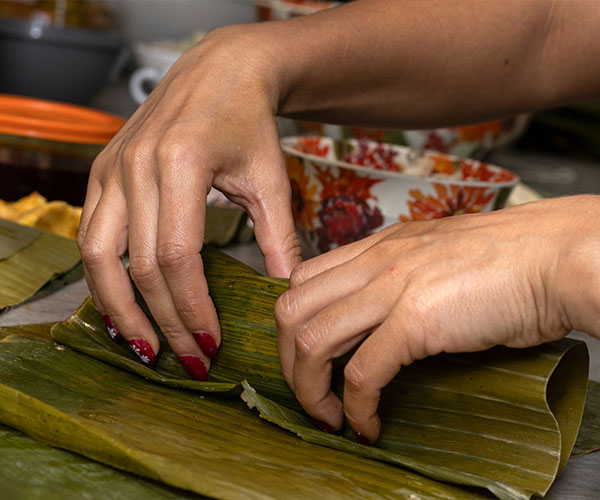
[0,192,47,220]
[0,193,82,240]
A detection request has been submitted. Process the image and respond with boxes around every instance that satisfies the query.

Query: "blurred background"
[0,0,599,206]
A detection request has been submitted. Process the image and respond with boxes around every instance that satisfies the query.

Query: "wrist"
[553,195,600,338]
[178,23,285,116]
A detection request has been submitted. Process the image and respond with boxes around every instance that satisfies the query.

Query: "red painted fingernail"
[128,339,156,367]
[179,355,208,381]
[313,419,334,434]
[102,315,122,342]
[193,332,219,359]
[354,432,370,445]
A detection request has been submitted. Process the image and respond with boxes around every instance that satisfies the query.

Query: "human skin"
[78,0,600,441]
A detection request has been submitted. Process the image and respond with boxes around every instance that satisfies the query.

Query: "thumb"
[247,176,302,279]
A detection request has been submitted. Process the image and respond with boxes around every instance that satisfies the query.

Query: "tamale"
[50,247,589,500]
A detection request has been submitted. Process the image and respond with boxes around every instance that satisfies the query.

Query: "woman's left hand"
[275,195,600,443]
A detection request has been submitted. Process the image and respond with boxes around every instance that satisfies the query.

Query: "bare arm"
[260,0,600,127]
[79,0,600,439]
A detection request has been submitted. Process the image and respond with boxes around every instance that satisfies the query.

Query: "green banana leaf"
[204,205,253,247]
[0,330,488,500]
[0,218,41,261]
[27,262,84,303]
[572,380,600,456]
[0,422,201,500]
[0,229,81,312]
[49,247,589,500]
[0,328,597,499]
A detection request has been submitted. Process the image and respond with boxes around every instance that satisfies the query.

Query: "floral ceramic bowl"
[293,115,531,160]
[282,136,519,256]
[254,0,340,21]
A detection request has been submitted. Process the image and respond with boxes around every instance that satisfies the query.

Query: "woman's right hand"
[78,25,301,378]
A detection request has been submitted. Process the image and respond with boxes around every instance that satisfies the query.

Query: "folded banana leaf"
[0,329,597,500]
[572,380,600,456]
[0,422,200,500]
[0,218,41,261]
[0,330,487,500]
[0,224,81,312]
[49,247,589,500]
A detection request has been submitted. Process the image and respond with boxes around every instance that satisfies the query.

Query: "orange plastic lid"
[0,94,125,145]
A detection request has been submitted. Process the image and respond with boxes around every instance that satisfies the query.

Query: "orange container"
[0,94,124,205]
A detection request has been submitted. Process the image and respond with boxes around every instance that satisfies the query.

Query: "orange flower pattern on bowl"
[282,136,519,256]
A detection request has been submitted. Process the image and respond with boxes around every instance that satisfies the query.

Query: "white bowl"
[282,136,519,256]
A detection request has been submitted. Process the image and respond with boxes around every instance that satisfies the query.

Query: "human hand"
[275,195,600,443]
[78,26,301,379]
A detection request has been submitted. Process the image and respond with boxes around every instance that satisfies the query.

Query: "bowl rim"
[280,136,520,189]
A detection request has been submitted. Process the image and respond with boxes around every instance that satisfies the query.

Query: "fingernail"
[102,315,122,342]
[193,332,219,359]
[354,431,370,445]
[179,355,208,381]
[128,339,156,367]
[313,419,334,434]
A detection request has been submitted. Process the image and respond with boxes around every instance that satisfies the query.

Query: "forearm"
[248,0,600,128]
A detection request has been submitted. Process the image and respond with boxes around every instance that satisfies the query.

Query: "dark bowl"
[0,16,125,105]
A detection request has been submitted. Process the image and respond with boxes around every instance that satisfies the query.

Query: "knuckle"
[122,138,152,175]
[76,228,87,250]
[156,242,195,272]
[173,293,206,320]
[274,290,300,327]
[289,262,310,288]
[294,323,324,360]
[401,288,431,319]
[159,328,188,341]
[366,237,397,261]
[79,237,109,268]
[156,131,193,166]
[129,254,160,286]
[344,360,369,393]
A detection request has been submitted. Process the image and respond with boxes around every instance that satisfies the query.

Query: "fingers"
[247,159,302,279]
[78,180,120,338]
[276,252,374,385]
[342,308,419,444]
[289,283,397,431]
[79,189,159,365]
[126,170,212,380]
[156,164,221,359]
[288,224,394,287]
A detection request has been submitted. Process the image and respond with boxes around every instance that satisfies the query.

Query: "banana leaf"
[0,228,81,312]
[0,330,488,500]
[49,247,589,500]
[204,206,253,247]
[0,218,41,261]
[572,380,600,456]
[28,262,84,302]
[0,422,201,500]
